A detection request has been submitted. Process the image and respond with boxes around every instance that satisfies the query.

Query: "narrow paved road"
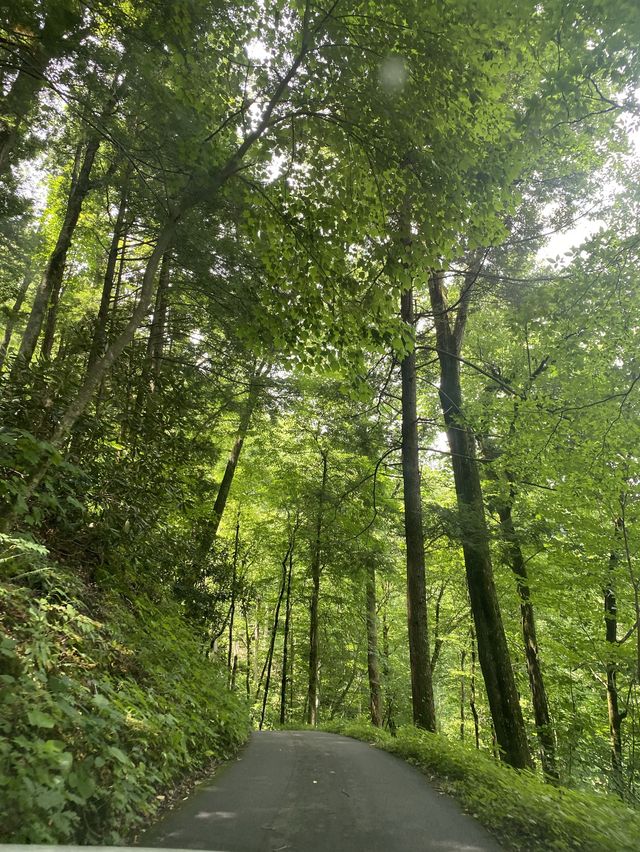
[141,731,501,852]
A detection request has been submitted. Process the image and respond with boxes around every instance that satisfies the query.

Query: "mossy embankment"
[323,721,640,852]
[0,561,249,843]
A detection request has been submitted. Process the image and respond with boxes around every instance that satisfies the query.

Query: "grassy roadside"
[0,564,250,844]
[322,720,640,852]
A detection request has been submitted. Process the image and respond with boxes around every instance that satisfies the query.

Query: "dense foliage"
[2,0,640,842]
[0,550,248,842]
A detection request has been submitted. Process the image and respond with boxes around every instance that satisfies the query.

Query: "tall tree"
[428,263,532,769]
[400,284,436,731]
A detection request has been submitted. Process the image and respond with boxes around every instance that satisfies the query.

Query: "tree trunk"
[289,618,295,716]
[307,448,328,726]
[0,266,33,372]
[470,626,480,749]
[480,431,558,779]
[244,606,252,700]
[150,252,169,380]
[197,370,263,558]
[497,499,558,780]
[129,251,171,447]
[366,562,383,727]
[87,179,130,371]
[227,515,240,680]
[382,604,396,734]
[400,286,437,731]
[259,541,290,730]
[15,137,101,369]
[605,550,625,796]
[460,649,466,741]
[428,268,531,769]
[280,522,296,725]
[0,216,178,532]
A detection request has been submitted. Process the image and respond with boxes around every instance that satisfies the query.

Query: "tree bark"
[479,433,558,779]
[227,515,240,680]
[129,251,171,447]
[382,605,396,734]
[244,606,252,700]
[400,286,437,731]
[0,216,178,532]
[470,626,480,749]
[197,369,263,558]
[428,268,531,769]
[460,648,466,741]
[150,252,169,380]
[15,136,101,369]
[259,540,290,730]
[280,519,297,725]
[306,448,328,726]
[497,499,558,780]
[366,562,383,727]
[605,544,626,796]
[0,266,33,372]
[87,179,130,371]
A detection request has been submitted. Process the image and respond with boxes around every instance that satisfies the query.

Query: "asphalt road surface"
[141,730,502,852]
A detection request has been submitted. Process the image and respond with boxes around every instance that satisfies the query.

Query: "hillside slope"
[0,548,249,843]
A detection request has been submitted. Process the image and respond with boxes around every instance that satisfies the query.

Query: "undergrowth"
[0,553,249,843]
[323,720,640,852]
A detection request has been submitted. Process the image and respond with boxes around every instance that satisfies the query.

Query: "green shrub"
[323,721,640,851]
[0,568,249,843]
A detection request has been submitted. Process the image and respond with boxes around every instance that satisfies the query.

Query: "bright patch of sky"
[537,100,640,263]
[246,38,269,62]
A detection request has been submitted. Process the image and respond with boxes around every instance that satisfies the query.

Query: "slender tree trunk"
[497,499,558,780]
[470,626,480,750]
[52,219,177,445]
[197,370,263,558]
[228,516,240,679]
[479,430,558,778]
[366,562,383,727]
[329,653,359,719]
[605,548,626,796]
[430,583,445,674]
[150,252,169,380]
[253,620,260,688]
[129,251,171,447]
[15,137,101,369]
[400,286,437,731]
[0,266,33,372]
[289,619,295,715]
[0,217,178,532]
[280,523,296,725]
[428,268,531,769]
[109,228,128,339]
[244,606,252,701]
[307,448,328,726]
[259,542,290,730]
[460,649,466,741]
[40,283,65,361]
[382,605,396,734]
[87,180,130,371]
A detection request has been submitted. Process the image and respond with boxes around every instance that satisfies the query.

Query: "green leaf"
[27,709,56,729]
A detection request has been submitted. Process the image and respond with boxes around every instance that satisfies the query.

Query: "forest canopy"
[2,0,640,842]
